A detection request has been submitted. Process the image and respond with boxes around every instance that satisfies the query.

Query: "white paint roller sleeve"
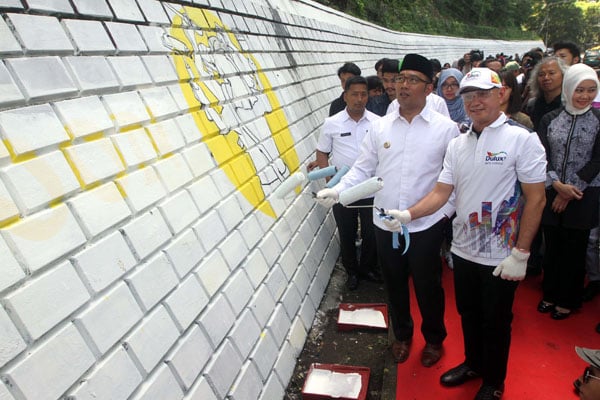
[273,172,306,198]
[307,165,337,181]
[338,177,384,206]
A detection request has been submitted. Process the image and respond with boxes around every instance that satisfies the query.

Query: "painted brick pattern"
[0,1,543,399]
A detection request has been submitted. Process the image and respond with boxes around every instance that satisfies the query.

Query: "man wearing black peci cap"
[316,54,459,368]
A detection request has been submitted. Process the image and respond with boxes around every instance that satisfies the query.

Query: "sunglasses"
[584,367,600,384]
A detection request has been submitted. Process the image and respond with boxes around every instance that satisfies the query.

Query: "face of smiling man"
[395,69,433,120]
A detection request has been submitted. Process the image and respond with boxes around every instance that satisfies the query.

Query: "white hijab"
[562,63,600,115]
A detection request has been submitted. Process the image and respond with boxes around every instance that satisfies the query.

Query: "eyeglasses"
[583,367,600,384]
[441,83,459,90]
[461,89,495,102]
[395,75,431,85]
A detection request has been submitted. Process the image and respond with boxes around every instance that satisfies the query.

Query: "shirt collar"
[394,99,432,122]
[467,112,507,136]
[342,108,370,123]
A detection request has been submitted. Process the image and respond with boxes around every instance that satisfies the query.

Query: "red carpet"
[396,268,600,399]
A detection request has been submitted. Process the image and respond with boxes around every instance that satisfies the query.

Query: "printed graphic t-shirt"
[438,114,547,266]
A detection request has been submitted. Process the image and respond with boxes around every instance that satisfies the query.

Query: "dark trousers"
[542,225,589,309]
[375,219,447,345]
[332,198,378,276]
[453,254,518,387]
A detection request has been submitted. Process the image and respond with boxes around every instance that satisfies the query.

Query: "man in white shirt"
[387,68,547,399]
[314,76,381,290]
[316,54,459,368]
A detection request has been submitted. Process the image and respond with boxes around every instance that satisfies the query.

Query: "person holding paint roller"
[388,68,547,399]
[316,54,459,368]
[313,75,382,290]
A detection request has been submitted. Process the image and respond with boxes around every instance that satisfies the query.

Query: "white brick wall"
[0,1,543,399]
[4,261,89,340]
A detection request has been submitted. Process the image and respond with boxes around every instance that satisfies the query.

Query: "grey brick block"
[198,294,235,348]
[140,55,178,84]
[106,56,152,88]
[228,309,261,359]
[71,0,114,18]
[137,0,170,25]
[165,325,213,389]
[8,14,74,54]
[106,0,145,22]
[0,17,22,54]
[0,61,24,107]
[105,22,147,53]
[64,56,120,93]
[204,340,243,398]
[62,19,114,54]
[250,330,278,380]
[229,362,263,400]
[25,0,74,14]
[5,56,77,101]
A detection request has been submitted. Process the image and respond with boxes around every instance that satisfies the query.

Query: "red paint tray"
[301,363,370,400]
[337,303,389,331]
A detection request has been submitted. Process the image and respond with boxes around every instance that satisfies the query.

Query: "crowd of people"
[308,41,600,400]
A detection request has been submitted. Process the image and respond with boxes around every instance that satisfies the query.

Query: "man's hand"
[382,209,411,232]
[307,160,319,171]
[315,188,339,208]
[493,247,529,281]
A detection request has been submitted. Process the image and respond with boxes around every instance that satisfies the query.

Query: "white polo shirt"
[316,108,380,170]
[438,113,547,266]
[335,102,459,232]
[386,94,450,117]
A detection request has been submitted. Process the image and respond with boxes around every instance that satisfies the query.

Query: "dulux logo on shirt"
[485,151,508,164]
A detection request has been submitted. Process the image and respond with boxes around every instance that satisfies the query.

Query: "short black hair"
[366,75,383,91]
[430,58,442,73]
[344,75,368,91]
[552,40,581,60]
[381,58,399,74]
[337,62,361,77]
[375,58,389,72]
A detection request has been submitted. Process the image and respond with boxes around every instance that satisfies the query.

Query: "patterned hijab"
[437,68,467,123]
[562,63,599,116]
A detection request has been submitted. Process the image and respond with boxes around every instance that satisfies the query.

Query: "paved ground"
[284,260,397,399]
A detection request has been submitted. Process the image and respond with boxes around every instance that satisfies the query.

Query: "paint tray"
[337,303,388,331]
[301,363,370,400]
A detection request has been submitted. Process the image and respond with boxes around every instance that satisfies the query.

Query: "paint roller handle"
[382,209,412,232]
[315,188,339,208]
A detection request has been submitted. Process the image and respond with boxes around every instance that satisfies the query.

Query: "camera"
[469,50,484,62]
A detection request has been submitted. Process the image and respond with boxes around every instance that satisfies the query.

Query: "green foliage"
[314,0,600,44]
[582,4,600,47]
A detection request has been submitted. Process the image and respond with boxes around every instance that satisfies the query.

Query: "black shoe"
[359,271,383,283]
[583,281,600,302]
[550,308,572,320]
[440,363,480,387]
[537,300,554,313]
[474,384,504,400]
[346,274,359,290]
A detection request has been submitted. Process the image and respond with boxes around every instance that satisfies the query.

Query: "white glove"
[382,209,411,232]
[493,247,529,281]
[315,188,339,208]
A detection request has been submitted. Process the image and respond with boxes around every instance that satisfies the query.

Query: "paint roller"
[307,165,337,181]
[273,172,306,199]
[325,165,350,188]
[338,176,384,206]
[307,165,350,188]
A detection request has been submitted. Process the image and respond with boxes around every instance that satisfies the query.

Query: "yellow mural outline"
[168,6,300,218]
